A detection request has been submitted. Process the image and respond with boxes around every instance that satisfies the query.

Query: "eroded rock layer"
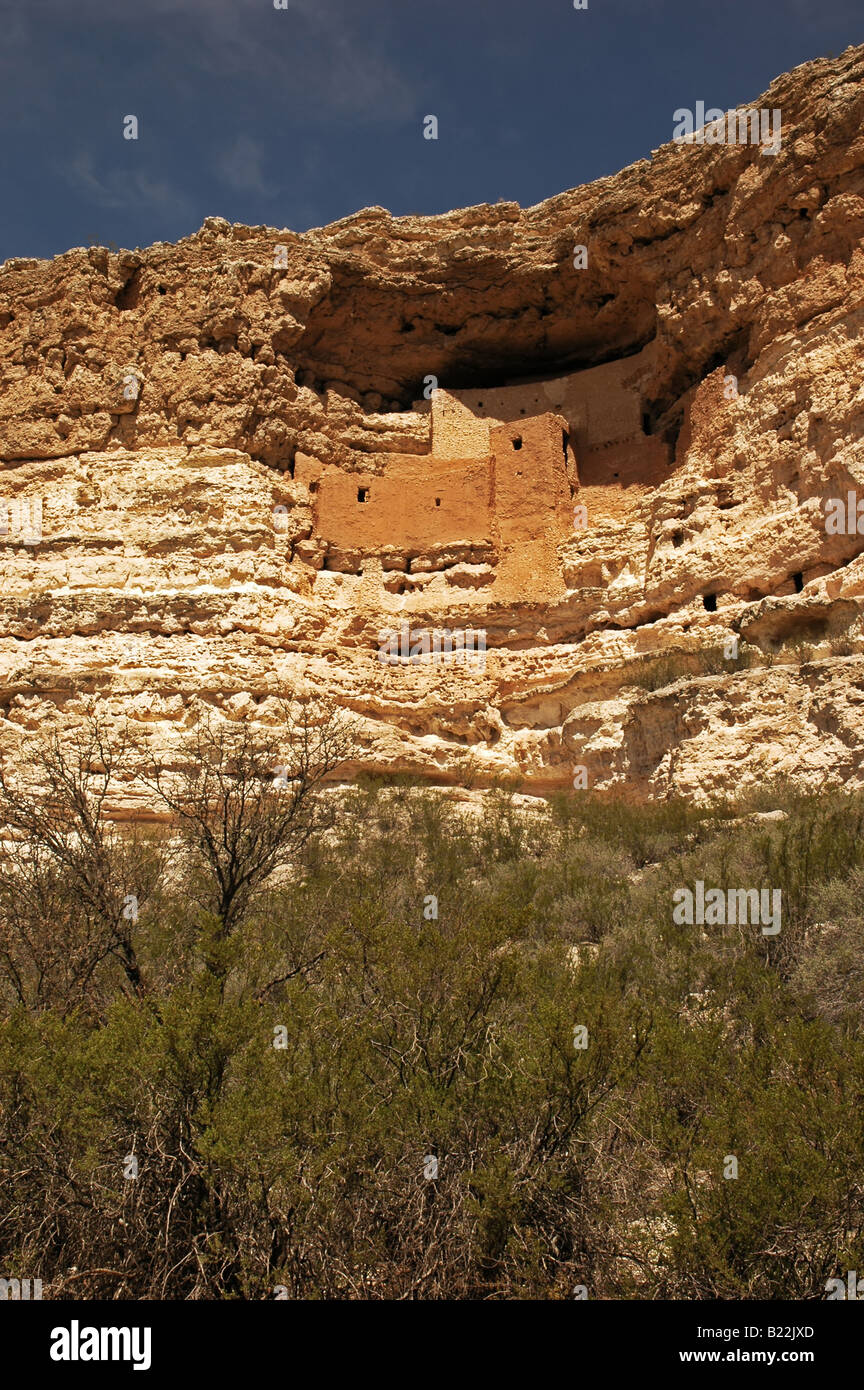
[2,47,864,812]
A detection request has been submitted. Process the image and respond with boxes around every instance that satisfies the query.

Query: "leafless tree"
[138,697,357,944]
[0,716,161,1011]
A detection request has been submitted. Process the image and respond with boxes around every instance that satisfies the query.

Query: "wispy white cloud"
[10,0,416,124]
[213,135,278,197]
[182,0,416,121]
[62,149,197,218]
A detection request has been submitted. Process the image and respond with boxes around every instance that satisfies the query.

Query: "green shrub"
[1,726,863,1299]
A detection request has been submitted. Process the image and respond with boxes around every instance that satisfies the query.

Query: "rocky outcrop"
[2,46,864,812]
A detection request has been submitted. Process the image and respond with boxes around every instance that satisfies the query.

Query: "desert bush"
[1,734,863,1299]
[623,642,761,693]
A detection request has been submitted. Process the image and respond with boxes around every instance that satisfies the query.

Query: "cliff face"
[2,46,864,813]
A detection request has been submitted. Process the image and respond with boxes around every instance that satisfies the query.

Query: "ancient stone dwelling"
[2,44,863,803]
[295,341,670,590]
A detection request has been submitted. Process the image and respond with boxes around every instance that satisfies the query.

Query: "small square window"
[358,487,369,503]
[512,436,522,450]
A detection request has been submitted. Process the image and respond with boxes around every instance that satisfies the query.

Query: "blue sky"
[0,0,859,261]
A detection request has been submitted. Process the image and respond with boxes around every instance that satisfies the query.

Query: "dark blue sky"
[0,0,859,261]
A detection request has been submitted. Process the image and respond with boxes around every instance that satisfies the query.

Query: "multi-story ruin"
[296,342,670,586]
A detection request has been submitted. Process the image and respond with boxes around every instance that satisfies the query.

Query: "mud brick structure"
[2,47,864,804]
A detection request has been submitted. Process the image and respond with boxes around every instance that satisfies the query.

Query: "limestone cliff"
[2,46,864,813]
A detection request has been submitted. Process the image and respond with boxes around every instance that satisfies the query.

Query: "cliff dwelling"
[297,341,671,584]
[1,44,862,811]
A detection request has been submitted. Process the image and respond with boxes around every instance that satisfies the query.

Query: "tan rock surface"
[2,47,864,811]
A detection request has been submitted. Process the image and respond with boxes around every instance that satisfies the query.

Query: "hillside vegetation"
[1,714,862,1298]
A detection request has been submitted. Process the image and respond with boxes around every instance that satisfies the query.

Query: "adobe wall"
[577,436,671,525]
[428,391,491,459]
[307,410,572,565]
[427,341,657,459]
[305,343,666,564]
[311,454,492,552]
[490,413,573,547]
